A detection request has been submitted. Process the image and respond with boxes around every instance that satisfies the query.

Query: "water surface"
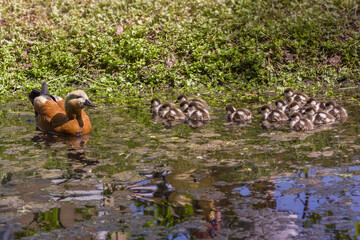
[1,95,360,239]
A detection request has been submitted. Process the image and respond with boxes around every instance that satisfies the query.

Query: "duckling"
[225,105,237,121]
[150,98,162,118]
[304,106,335,125]
[176,94,209,109]
[29,82,96,136]
[324,101,348,120]
[158,103,183,120]
[289,112,314,132]
[225,105,252,124]
[286,101,302,117]
[188,102,210,121]
[163,107,186,121]
[282,88,308,105]
[305,98,326,112]
[260,105,288,122]
[275,99,287,112]
[180,100,208,113]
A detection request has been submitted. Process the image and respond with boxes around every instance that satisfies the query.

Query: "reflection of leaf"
[355,221,360,236]
[171,137,179,140]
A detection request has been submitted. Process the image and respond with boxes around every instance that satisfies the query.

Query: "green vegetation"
[1,0,359,103]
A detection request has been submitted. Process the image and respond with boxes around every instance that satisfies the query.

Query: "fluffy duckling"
[305,98,326,112]
[158,103,184,120]
[289,112,314,132]
[150,97,162,118]
[324,101,348,120]
[275,99,287,112]
[30,82,96,136]
[225,105,237,121]
[180,100,208,113]
[282,88,308,105]
[188,102,210,121]
[304,106,335,125]
[260,105,288,122]
[286,102,302,117]
[176,94,209,109]
[164,108,186,121]
[225,105,252,124]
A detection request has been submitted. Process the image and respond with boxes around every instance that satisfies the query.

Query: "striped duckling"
[275,99,287,112]
[150,98,163,118]
[286,101,303,117]
[187,102,210,121]
[260,105,288,123]
[304,106,335,125]
[225,105,252,124]
[305,98,326,112]
[324,101,348,120]
[159,103,185,121]
[282,88,308,105]
[176,94,209,109]
[289,112,314,132]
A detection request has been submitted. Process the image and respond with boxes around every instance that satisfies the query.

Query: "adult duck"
[29,82,96,136]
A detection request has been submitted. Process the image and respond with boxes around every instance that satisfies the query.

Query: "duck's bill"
[84,99,97,107]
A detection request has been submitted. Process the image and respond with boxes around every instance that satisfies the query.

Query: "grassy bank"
[0,0,359,103]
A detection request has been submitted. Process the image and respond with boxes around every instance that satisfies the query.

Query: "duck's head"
[306,98,317,106]
[305,106,316,117]
[188,101,201,112]
[151,98,162,107]
[65,90,96,109]
[289,102,300,111]
[275,99,286,110]
[285,96,295,104]
[259,105,271,114]
[175,94,187,103]
[325,101,336,111]
[225,105,236,115]
[159,102,173,113]
[180,101,190,112]
[283,88,295,97]
[290,112,302,121]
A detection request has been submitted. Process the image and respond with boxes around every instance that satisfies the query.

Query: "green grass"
[0,0,359,103]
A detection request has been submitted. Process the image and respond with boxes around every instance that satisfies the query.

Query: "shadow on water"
[0,97,360,239]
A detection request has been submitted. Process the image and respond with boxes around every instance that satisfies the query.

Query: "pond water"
[0,93,360,239]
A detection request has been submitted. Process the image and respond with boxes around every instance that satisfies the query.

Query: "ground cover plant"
[0,0,359,103]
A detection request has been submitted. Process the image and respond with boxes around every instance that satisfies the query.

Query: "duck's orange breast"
[34,97,92,136]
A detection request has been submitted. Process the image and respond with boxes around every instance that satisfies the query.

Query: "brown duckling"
[158,102,179,119]
[260,105,288,122]
[150,97,162,117]
[305,98,326,112]
[225,105,252,124]
[286,101,302,117]
[324,101,348,120]
[282,88,308,105]
[164,108,186,121]
[275,99,287,112]
[289,112,314,131]
[304,106,335,125]
[180,100,208,113]
[225,105,237,121]
[188,102,210,121]
[176,94,209,109]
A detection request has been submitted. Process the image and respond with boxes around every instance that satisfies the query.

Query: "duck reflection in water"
[31,132,98,169]
[31,132,90,148]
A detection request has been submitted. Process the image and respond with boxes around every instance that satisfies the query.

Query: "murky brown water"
[1,94,360,239]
